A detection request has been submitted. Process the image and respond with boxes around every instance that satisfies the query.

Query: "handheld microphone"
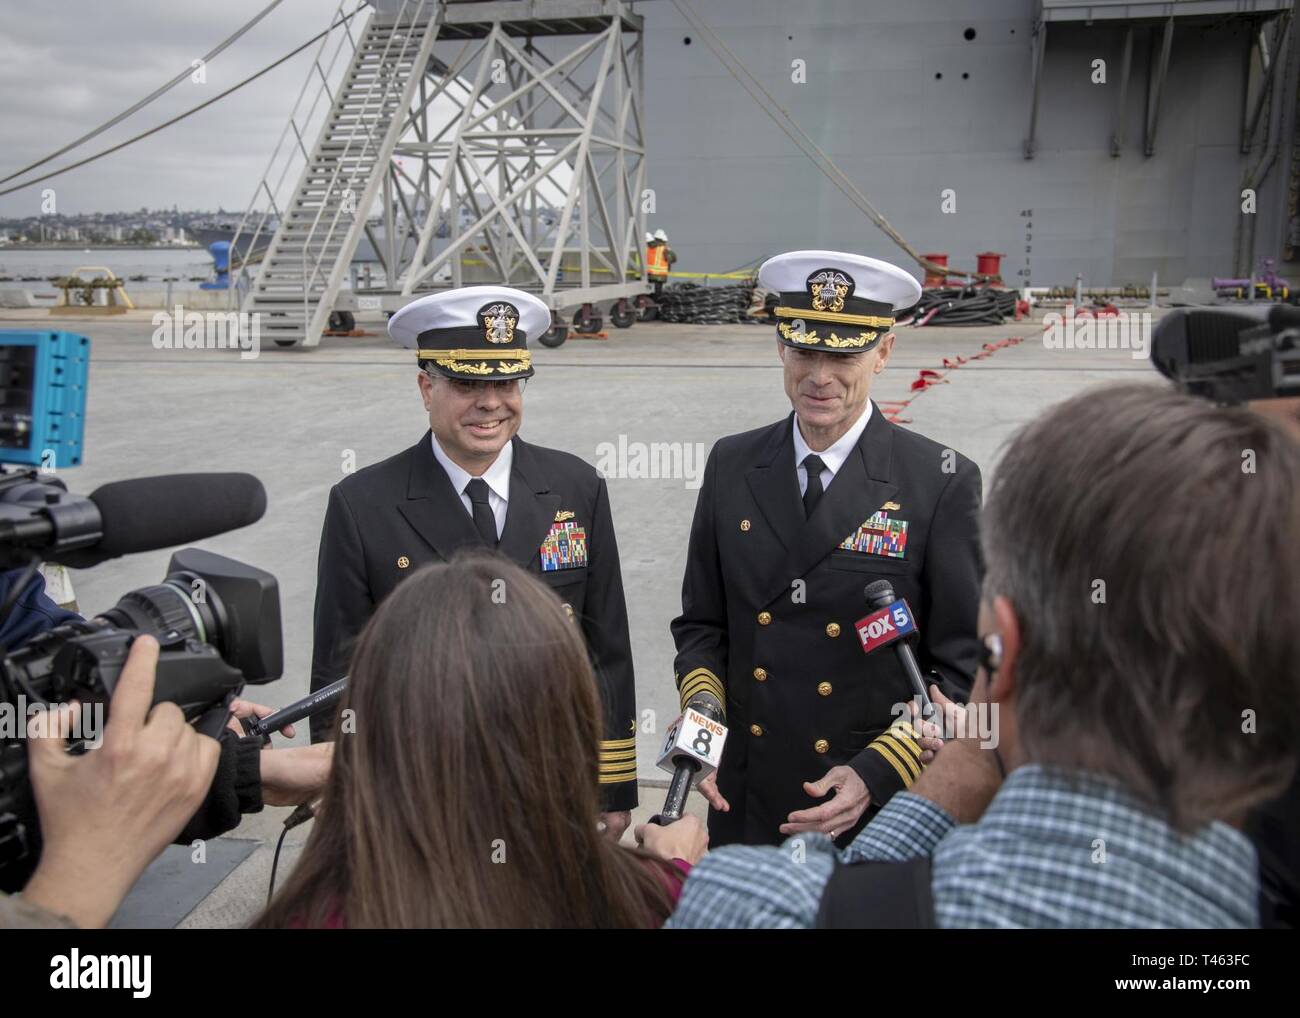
[858,580,933,719]
[649,691,728,825]
[0,471,267,569]
[242,677,348,739]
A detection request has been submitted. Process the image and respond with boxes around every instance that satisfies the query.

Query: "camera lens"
[97,578,223,652]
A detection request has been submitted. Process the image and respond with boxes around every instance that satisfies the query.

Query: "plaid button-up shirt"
[666,764,1259,928]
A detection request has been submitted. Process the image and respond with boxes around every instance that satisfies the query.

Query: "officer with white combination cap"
[309,286,639,836]
[664,251,983,849]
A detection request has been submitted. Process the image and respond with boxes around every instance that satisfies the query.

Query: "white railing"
[297,0,430,331]
[225,0,370,309]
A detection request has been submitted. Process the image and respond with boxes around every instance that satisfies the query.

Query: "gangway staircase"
[241,1,441,347]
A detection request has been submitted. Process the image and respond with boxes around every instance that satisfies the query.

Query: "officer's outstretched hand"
[779,766,870,838]
[697,770,729,812]
[599,810,632,842]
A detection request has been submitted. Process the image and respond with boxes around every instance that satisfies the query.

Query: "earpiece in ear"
[983,633,1003,672]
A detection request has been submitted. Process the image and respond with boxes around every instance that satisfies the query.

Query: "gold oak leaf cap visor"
[387,285,551,380]
[758,250,923,354]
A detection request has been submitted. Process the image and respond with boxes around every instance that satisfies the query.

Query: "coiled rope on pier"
[655,281,758,324]
[907,287,1018,326]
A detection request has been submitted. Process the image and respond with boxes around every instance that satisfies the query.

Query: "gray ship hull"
[637,0,1299,288]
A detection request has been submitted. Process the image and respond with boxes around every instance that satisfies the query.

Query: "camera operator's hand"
[259,742,333,806]
[227,697,296,740]
[20,635,221,928]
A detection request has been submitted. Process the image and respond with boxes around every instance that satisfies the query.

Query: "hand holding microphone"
[856,581,965,757]
[857,580,934,728]
[648,691,728,826]
[635,813,708,866]
[238,677,347,740]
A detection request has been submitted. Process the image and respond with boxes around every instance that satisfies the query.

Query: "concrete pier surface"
[0,306,1159,927]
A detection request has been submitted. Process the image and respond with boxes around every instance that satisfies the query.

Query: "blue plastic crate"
[0,330,90,469]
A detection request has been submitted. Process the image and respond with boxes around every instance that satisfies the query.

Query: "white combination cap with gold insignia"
[387,285,551,380]
[757,250,922,354]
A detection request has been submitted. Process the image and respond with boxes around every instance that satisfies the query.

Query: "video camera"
[1150,303,1300,403]
[0,329,283,891]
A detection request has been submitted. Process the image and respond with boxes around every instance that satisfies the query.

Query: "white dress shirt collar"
[792,401,873,483]
[430,433,513,501]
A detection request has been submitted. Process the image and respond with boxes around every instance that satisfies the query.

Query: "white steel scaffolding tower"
[230,0,649,348]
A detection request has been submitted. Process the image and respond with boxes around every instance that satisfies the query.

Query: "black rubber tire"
[273,339,299,348]
[328,310,356,332]
[610,300,636,328]
[572,309,602,334]
[538,323,569,348]
[638,302,659,321]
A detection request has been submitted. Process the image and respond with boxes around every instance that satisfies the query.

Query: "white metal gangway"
[229,0,649,348]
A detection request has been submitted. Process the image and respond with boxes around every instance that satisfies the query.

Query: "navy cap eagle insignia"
[807,269,853,314]
[481,302,518,344]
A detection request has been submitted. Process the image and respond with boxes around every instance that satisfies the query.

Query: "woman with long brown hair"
[254,553,704,928]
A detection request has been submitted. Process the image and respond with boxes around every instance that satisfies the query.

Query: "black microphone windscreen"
[683,690,724,720]
[864,579,895,605]
[57,473,267,567]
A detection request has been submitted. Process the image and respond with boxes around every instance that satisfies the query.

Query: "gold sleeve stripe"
[679,667,724,707]
[868,739,918,787]
[877,735,922,780]
[679,680,721,708]
[878,738,920,785]
[679,670,723,695]
[889,716,921,737]
[599,737,636,749]
[883,725,923,759]
[598,772,637,784]
[598,762,639,774]
[599,749,638,762]
[679,672,719,697]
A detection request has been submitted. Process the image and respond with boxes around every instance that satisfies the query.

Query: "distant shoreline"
[0,244,204,251]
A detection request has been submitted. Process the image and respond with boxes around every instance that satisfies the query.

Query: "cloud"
[0,0,341,215]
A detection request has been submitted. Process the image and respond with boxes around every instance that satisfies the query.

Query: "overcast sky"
[0,0,362,217]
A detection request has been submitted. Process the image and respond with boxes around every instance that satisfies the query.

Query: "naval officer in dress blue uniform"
[671,252,983,848]
[309,286,639,838]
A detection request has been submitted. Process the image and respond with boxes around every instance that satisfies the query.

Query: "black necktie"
[465,478,498,547]
[802,454,826,518]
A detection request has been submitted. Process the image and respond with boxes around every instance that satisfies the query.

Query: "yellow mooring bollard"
[52,265,135,315]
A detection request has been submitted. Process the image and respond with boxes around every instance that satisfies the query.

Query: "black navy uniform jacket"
[309,431,638,811]
[671,403,982,847]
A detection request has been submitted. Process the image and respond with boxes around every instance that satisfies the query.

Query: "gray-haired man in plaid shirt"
[658,386,1300,929]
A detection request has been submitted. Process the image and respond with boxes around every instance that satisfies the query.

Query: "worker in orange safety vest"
[645,228,676,296]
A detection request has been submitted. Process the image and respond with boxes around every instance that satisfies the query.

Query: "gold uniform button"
[814,739,830,754]
[825,622,841,638]
[758,611,772,626]
[753,667,767,681]
[740,519,751,531]
[817,681,832,696]
[750,724,764,737]
[397,556,410,569]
